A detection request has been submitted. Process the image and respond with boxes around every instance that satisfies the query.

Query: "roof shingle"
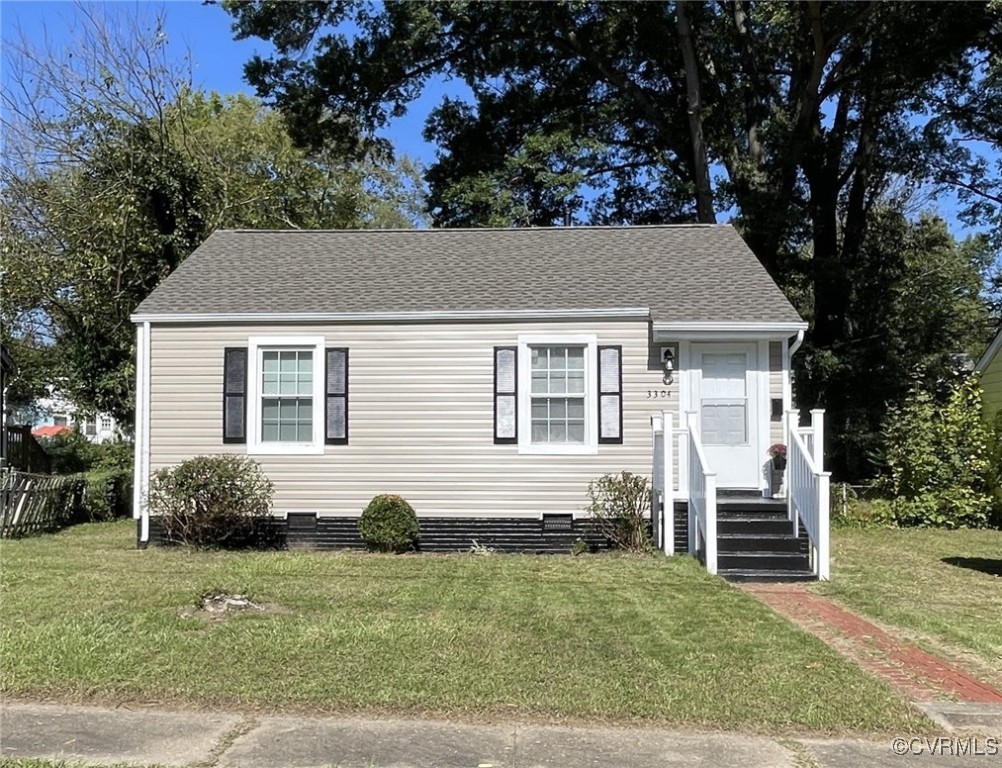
[133,225,802,324]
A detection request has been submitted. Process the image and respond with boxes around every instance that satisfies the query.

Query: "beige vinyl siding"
[982,349,1002,422]
[769,341,784,446]
[149,320,680,518]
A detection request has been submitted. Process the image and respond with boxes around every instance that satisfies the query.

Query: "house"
[132,226,831,580]
[976,327,1002,423]
[33,390,121,444]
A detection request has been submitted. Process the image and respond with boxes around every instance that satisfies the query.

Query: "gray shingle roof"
[133,225,803,324]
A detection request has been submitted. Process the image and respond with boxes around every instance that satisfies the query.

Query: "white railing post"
[810,409,825,469]
[685,410,697,554]
[704,473,717,574]
[818,470,830,580]
[663,411,674,555]
[650,414,663,553]
[785,409,798,532]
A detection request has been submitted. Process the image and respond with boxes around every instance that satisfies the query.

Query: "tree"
[1,4,427,426]
[227,0,1001,478]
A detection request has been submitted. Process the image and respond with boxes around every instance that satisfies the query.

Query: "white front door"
[691,343,760,488]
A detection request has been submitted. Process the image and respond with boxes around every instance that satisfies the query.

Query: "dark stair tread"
[718,569,817,583]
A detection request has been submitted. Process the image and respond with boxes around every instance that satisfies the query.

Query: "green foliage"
[829,483,894,530]
[1,6,427,425]
[38,431,92,475]
[357,494,420,553]
[879,375,994,528]
[228,1,1001,482]
[585,471,653,552]
[147,455,274,548]
[82,468,132,522]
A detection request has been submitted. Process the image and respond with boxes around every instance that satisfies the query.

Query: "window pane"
[262,423,279,442]
[262,399,280,420]
[262,352,279,373]
[531,401,547,421]
[298,353,313,373]
[567,370,585,393]
[568,400,585,420]
[279,423,297,442]
[566,347,584,369]
[299,401,312,421]
[550,398,566,419]
[531,347,547,370]
[262,373,279,395]
[567,421,585,444]
[531,422,548,442]
[297,373,312,395]
[531,370,547,394]
[551,422,566,443]
[297,422,312,442]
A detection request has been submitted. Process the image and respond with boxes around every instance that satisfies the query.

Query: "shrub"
[358,494,419,552]
[586,471,653,552]
[147,455,273,548]
[39,430,91,474]
[82,467,132,521]
[878,374,994,528]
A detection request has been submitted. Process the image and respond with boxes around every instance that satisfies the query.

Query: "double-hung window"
[517,334,597,454]
[530,346,586,444]
[247,336,325,455]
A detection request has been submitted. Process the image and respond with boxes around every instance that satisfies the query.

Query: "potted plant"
[768,443,787,470]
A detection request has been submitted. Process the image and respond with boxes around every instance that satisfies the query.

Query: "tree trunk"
[676,1,715,223]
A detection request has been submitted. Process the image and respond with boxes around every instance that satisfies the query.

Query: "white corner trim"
[516,333,599,455]
[976,329,1002,373]
[246,336,327,456]
[130,307,651,324]
[134,321,151,543]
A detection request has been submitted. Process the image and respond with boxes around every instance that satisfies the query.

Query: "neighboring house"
[1,344,15,462]
[132,225,831,580]
[34,391,121,444]
[32,425,73,439]
[976,327,1002,423]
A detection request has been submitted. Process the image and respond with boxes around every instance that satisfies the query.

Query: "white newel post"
[811,409,831,581]
[663,411,674,555]
[785,408,798,535]
[685,410,696,555]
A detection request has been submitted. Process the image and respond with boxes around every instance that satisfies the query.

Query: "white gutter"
[131,307,652,324]
[789,328,805,358]
[653,321,808,334]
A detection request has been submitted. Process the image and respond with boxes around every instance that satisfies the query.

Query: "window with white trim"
[247,337,325,455]
[530,346,586,444]
[516,334,597,454]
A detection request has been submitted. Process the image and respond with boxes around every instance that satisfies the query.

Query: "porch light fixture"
[661,346,676,385]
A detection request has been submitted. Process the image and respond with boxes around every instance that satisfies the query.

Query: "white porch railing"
[651,410,717,571]
[685,411,717,574]
[786,409,831,581]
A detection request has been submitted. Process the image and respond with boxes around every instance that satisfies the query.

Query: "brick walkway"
[742,583,1002,704]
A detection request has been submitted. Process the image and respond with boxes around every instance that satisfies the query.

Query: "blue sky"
[1,0,993,241]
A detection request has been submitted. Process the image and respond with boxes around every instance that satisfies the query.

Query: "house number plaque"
[646,390,670,399]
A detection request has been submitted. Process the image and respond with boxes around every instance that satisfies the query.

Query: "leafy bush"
[830,483,894,529]
[358,494,420,552]
[40,431,133,475]
[82,468,132,521]
[878,375,994,528]
[147,455,273,548]
[586,471,653,552]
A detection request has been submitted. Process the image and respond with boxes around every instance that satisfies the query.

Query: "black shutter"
[598,345,623,444]
[494,346,517,444]
[325,348,348,444]
[223,347,248,444]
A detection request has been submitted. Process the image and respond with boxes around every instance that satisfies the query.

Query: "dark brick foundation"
[145,515,617,554]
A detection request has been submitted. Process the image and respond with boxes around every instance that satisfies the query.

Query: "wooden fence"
[1,469,83,538]
[4,425,52,474]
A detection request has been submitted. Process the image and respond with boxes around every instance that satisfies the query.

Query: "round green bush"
[147,455,273,548]
[358,494,419,552]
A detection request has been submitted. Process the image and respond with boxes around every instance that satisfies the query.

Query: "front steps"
[715,496,815,582]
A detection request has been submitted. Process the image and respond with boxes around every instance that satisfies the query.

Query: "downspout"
[788,328,805,359]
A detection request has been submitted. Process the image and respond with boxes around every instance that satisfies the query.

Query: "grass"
[0,521,926,734]
[815,527,1002,682]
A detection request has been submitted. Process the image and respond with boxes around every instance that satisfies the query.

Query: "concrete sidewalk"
[1,701,1001,768]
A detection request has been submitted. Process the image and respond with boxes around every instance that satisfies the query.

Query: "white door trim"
[689,341,766,490]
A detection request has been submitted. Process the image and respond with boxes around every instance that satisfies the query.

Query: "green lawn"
[1,521,925,734]
[817,527,1002,682]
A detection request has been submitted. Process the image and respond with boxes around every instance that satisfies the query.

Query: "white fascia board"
[652,321,808,340]
[976,329,1002,373]
[130,307,651,324]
